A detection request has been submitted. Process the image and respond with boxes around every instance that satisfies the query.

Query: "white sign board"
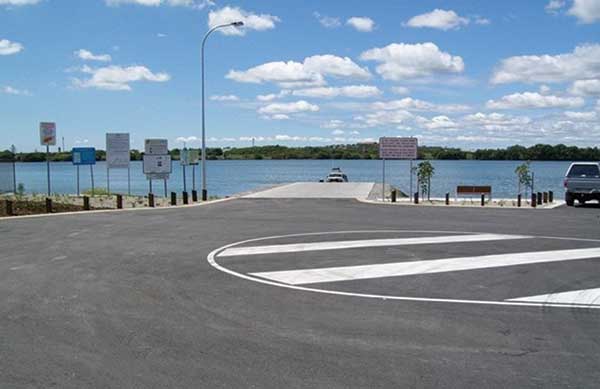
[145,139,168,155]
[143,155,172,175]
[379,137,418,160]
[40,122,57,146]
[106,133,131,169]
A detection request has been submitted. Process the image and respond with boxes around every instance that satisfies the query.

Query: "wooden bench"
[457,185,492,200]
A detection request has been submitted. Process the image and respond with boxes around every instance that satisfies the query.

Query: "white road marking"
[507,287,600,306]
[251,247,600,285]
[219,233,530,257]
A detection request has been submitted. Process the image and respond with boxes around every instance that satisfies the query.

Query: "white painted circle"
[207,230,600,309]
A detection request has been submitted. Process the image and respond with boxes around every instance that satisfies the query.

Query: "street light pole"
[201,21,244,201]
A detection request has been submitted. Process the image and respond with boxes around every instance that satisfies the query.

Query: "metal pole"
[107,166,110,195]
[11,146,16,194]
[77,165,80,196]
[90,165,95,196]
[46,144,51,196]
[183,165,187,193]
[409,159,413,202]
[192,165,196,191]
[149,179,153,194]
[382,158,386,202]
[164,178,168,197]
[201,22,242,202]
[127,165,131,196]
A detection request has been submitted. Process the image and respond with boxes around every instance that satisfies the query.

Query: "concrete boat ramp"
[243,182,379,200]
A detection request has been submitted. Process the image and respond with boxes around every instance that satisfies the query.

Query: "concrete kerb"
[0,196,237,222]
[356,197,566,210]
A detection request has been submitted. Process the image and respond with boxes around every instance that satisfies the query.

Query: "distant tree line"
[1,143,599,162]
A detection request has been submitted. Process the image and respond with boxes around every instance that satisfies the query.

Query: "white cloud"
[321,120,345,129]
[331,129,345,135]
[360,42,464,80]
[0,0,40,5]
[258,100,319,119]
[564,111,597,120]
[370,97,471,113]
[0,39,23,55]
[423,115,457,129]
[208,6,280,36]
[210,94,239,101]
[568,0,600,23]
[227,54,370,87]
[75,49,112,62]
[346,16,375,32]
[486,92,585,109]
[313,12,341,28]
[491,44,600,84]
[545,0,566,13]
[157,33,167,38]
[2,85,31,96]
[257,90,290,101]
[391,86,410,95]
[463,112,532,129]
[570,79,600,95]
[474,16,491,25]
[354,110,416,127]
[405,9,469,30]
[292,85,381,99]
[106,0,213,8]
[176,136,199,143]
[72,65,170,91]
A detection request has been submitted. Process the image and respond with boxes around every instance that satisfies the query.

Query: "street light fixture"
[201,20,244,201]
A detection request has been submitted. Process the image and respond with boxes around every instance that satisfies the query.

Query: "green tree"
[515,161,533,197]
[417,161,435,200]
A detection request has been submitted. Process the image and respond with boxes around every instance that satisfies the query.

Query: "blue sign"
[72,147,96,165]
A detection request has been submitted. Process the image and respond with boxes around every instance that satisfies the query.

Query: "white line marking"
[219,233,530,257]
[508,287,600,306]
[251,247,600,285]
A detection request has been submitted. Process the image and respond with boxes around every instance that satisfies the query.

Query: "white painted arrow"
[507,287,600,306]
[251,247,600,285]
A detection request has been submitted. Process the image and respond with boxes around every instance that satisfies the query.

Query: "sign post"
[40,122,57,196]
[106,133,130,196]
[379,137,418,202]
[72,147,96,196]
[144,139,171,198]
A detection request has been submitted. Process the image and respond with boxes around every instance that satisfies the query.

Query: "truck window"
[568,164,600,177]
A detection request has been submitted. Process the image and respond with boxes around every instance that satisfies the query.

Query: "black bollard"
[517,194,522,207]
[481,193,485,206]
[149,193,155,208]
[46,198,53,213]
[391,190,397,203]
[543,192,548,204]
[537,192,543,205]
[531,193,537,208]
[414,192,419,205]
[202,189,208,202]
[116,194,123,209]
[445,193,450,205]
[183,192,189,205]
[83,196,90,211]
[5,200,13,216]
[192,190,198,202]
[549,191,554,203]
[171,192,177,206]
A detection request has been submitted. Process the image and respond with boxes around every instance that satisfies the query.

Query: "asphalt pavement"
[1,199,600,388]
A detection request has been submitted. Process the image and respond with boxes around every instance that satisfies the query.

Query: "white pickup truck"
[564,162,600,206]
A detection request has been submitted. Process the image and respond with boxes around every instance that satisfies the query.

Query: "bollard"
[148,193,155,208]
[5,200,13,216]
[543,192,548,204]
[202,189,208,202]
[517,194,522,207]
[414,192,419,205]
[116,194,123,209]
[183,192,189,205]
[537,192,543,206]
[549,191,554,203]
[46,198,53,213]
[481,193,485,206]
[192,190,198,202]
[83,196,90,211]
[445,193,450,205]
[531,193,537,208]
[171,192,177,206]
[391,190,397,203]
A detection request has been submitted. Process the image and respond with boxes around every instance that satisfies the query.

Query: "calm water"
[8,160,575,199]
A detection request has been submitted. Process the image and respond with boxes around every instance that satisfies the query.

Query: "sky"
[1,0,600,152]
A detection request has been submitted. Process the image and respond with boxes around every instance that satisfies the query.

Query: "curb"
[355,197,565,210]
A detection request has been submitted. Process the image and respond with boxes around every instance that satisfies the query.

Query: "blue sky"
[1,0,600,152]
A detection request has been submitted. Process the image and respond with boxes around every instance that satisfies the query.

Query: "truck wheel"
[565,192,575,206]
